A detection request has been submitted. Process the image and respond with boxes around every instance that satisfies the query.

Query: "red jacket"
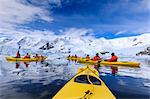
[108,55,118,62]
[93,56,101,61]
[16,51,20,58]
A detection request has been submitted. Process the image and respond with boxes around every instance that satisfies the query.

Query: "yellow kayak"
[5,56,47,62]
[53,65,116,99]
[67,57,140,68]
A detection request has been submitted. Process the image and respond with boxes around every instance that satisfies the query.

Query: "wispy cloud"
[60,28,93,37]
[0,0,54,30]
[115,30,127,35]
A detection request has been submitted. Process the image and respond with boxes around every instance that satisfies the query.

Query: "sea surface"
[0,56,150,99]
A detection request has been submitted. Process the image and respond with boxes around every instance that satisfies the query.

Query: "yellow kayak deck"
[67,57,140,68]
[53,65,116,99]
[5,56,47,62]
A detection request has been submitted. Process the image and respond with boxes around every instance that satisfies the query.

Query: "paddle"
[18,45,21,51]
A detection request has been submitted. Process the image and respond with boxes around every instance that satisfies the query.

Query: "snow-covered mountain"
[0,32,150,58]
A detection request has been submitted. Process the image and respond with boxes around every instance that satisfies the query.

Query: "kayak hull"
[5,56,47,62]
[67,57,140,67]
[53,65,115,99]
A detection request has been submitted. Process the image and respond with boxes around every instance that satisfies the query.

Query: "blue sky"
[0,0,150,39]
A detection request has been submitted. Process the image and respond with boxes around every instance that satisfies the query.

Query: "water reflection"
[0,57,150,99]
[92,64,119,75]
[111,67,118,75]
[15,62,30,68]
[15,62,31,75]
[1,72,150,99]
[0,78,67,99]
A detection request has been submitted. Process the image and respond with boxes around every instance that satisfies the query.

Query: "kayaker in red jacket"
[93,53,101,70]
[33,54,40,58]
[16,51,21,58]
[93,53,101,61]
[106,53,118,75]
[85,54,90,61]
[24,53,30,58]
[108,53,118,62]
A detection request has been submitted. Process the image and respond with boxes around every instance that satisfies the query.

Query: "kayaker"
[105,53,118,75]
[24,53,30,58]
[93,53,101,70]
[75,54,77,58]
[93,53,101,61]
[107,53,118,62]
[16,51,21,58]
[33,54,39,58]
[85,54,90,61]
[74,54,77,63]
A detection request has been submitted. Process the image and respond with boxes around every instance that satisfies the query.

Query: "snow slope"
[0,32,150,57]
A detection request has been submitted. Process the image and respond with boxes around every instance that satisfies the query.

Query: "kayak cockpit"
[74,75,101,85]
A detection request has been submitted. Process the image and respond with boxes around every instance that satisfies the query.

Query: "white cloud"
[115,30,127,35]
[0,0,53,30]
[61,28,93,37]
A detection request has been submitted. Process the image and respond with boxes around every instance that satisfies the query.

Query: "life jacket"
[85,56,90,60]
[108,55,118,62]
[93,56,101,61]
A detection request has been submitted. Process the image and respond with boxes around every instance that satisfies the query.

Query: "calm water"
[0,56,150,99]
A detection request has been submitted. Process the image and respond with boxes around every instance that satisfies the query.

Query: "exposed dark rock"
[132,42,142,46]
[136,46,150,56]
[133,38,137,42]
[39,42,54,50]
[147,47,150,51]
[17,37,26,45]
